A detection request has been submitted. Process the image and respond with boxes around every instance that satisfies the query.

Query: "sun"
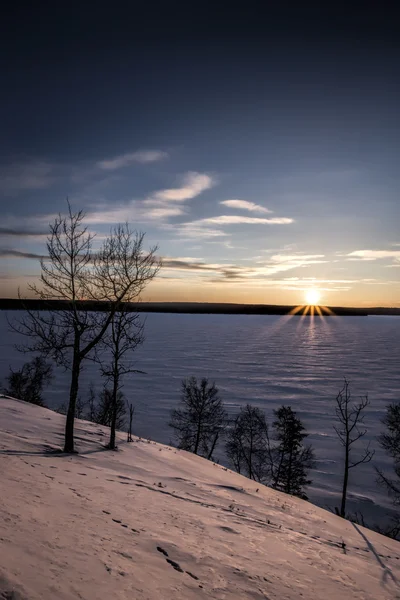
[305,288,321,306]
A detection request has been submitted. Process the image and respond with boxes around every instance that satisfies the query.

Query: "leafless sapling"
[98,308,145,449]
[333,378,374,518]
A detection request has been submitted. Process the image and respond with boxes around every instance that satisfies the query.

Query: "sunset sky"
[1,4,399,307]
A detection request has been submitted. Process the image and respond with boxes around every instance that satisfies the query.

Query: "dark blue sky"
[1,3,399,305]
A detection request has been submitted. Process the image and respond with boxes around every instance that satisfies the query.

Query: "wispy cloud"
[0,249,45,260]
[168,224,228,240]
[144,172,215,204]
[97,150,168,170]
[145,206,185,219]
[346,249,400,260]
[187,215,293,226]
[0,161,56,194]
[160,252,327,283]
[270,254,325,264]
[85,171,215,225]
[220,199,272,214]
[0,227,48,238]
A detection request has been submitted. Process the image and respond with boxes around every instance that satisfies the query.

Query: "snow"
[2,311,400,526]
[1,397,400,600]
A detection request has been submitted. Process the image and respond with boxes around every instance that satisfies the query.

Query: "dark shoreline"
[1,298,398,316]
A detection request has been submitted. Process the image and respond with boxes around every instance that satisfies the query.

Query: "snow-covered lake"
[1,311,399,525]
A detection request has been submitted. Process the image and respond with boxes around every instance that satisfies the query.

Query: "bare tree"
[127,402,135,442]
[3,356,53,407]
[10,204,160,453]
[333,378,374,518]
[225,404,270,482]
[169,377,227,460]
[98,308,145,449]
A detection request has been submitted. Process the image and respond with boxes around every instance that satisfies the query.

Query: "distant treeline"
[0,298,386,316]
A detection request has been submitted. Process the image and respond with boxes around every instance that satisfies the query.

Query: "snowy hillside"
[1,397,399,600]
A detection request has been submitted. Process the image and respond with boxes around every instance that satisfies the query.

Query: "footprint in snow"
[111,518,129,528]
[219,526,240,534]
[166,559,184,573]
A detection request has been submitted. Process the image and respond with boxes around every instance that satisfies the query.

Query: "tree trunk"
[108,369,119,450]
[207,430,219,460]
[340,439,350,518]
[64,351,80,453]
[286,447,293,495]
[127,405,133,442]
[249,435,254,480]
[194,420,202,455]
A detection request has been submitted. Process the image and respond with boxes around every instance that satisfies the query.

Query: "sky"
[0,3,399,307]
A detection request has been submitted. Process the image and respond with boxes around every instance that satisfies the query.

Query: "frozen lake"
[1,311,399,526]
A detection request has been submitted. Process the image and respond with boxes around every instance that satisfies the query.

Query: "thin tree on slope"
[11,204,160,453]
[98,308,145,450]
[333,378,374,518]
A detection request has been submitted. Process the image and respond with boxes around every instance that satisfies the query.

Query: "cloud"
[0,161,56,193]
[220,200,272,214]
[97,150,168,170]
[145,206,185,219]
[169,224,229,240]
[0,227,48,238]
[0,249,45,259]
[346,250,400,260]
[85,171,215,226]
[188,215,294,226]
[160,253,327,283]
[144,172,215,204]
[270,254,325,264]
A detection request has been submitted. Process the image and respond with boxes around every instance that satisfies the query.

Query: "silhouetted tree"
[10,204,160,453]
[86,383,97,423]
[225,404,270,481]
[333,378,374,518]
[98,308,145,450]
[95,387,126,430]
[376,402,400,538]
[127,402,135,442]
[3,356,53,407]
[270,405,315,499]
[169,377,227,460]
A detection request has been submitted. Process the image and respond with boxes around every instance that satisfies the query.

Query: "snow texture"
[1,396,400,600]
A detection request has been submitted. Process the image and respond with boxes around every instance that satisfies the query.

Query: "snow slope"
[1,397,400,600]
